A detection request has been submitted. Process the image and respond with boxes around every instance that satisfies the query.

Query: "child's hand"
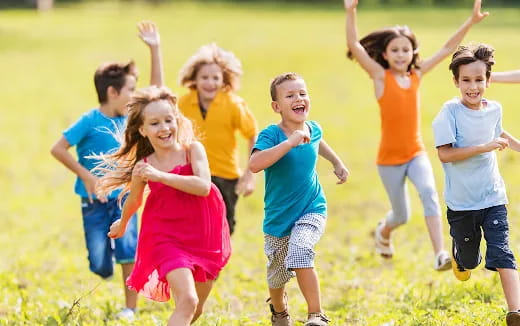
[333,163,349,184]
[235,170,255,197]
[287,129,310,147]
[133,161,163,182]
[471,0,489,24]
[137,21,160,48]
[486,137,509,152]
[343,0,358,10]
[108,219,126,239]
[82,173,107,204]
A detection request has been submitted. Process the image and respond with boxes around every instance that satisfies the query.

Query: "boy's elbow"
[249,162,262,174]
[437,152,451,163]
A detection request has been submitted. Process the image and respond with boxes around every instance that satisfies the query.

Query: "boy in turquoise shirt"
[250,72,348,326]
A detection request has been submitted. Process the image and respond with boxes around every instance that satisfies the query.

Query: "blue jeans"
[81,197,138,278]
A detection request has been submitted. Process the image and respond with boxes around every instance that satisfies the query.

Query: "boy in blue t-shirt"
[432,44,520,325]
[51,61,139,320]
[249,72,349,326]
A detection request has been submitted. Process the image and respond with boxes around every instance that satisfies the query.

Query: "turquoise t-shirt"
[63,108,125,199]
[253,120,327,237]
[432,97,507,211]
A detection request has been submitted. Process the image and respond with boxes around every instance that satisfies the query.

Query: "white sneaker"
[433,250,452,271]
[116,308,136,321]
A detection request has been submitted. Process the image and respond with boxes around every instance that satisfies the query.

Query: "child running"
[95,86,231,326]
[50,61,139,320]
[249,73,349,326]
[344,0,488,270]
[138,21,258,235]
[432,44,520,326]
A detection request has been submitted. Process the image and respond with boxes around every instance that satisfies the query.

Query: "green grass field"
[1,1,520,325]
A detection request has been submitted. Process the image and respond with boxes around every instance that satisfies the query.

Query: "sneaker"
[451,256,471,281]
[433,250,452,271]
[375,220,393,258]
[507,311,520,326]
[267,297,292,326]
[304,312,330,326]
[115,307,136,321]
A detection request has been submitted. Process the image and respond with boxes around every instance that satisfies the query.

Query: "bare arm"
[501,130,520,152]
[249,130,309,173]
[437,137,508,163]
[137,142,211,196]
[138,21,164,87]
[50,136,105,203]
[235,136,257,197]
[344,0,385,81]
[491,70,520,84]
[419,0,488,76]
[108,175,146,238]
[319,139,349,184]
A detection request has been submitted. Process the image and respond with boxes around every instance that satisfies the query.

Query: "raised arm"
[319,139,349,184]
[436,137,508,163]
[491,70,520,84]
[344,0,384,81]
[108,175,146,239]
[419,0,488,76]
[137,21,164,87]
[249,130,309,173]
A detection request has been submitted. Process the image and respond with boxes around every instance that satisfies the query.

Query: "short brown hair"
[269,72,303,101]
[94,61,138,104]
[449,44,495,80]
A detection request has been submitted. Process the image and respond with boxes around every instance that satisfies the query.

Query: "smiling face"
[195,63,224,104]
[271,78,310,123]
[454,60,490,110]
[383,36,414,73]
[139,100,178,150]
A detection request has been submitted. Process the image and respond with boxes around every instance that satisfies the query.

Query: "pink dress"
[126,158,231,302]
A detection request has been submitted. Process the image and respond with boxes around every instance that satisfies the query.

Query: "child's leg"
[121,263,137,309]
[192,280,214,323]
[406,155,444,255]
[481,205,519,310]
[447,208,482,270]
[211,176,239,235]
[165,268,199,326]
[268,286,287,312]
[287,213,326,314]
[294,268,321,313]
[377,164,409,238]
[498,268,520,311]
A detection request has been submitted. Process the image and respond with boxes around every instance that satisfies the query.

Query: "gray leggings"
[377,154,441,229]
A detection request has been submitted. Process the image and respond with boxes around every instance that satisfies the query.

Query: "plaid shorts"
[264,213,326,289]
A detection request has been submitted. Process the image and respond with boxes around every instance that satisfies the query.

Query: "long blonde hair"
[178,43,243,91]
[95,86,195,200]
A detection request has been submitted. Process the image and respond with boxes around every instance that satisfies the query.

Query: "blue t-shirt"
[432,98,507,211]
[253,121,327,237]
[63,108,126,199]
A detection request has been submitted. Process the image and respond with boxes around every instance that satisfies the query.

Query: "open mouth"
[158,134,172,141]
[292,105,306,114]
[466,92,480,99]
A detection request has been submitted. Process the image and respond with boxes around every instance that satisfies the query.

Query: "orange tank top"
[376,70,425,165]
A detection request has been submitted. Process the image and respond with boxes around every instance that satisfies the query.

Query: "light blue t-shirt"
[432,97,507,211]
[253,121,327,237]
[63,108,126,199]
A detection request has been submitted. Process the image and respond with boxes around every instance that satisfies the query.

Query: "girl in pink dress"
[96,85,231,326]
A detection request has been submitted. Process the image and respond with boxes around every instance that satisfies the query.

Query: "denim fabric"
[81,197,138,278]
[447,205,516,271]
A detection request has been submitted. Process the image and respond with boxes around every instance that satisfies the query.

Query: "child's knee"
[176,293,199,314]
[387,211,410,228]
[89,261,113,279]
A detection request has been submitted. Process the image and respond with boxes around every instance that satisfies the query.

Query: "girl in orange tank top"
[344,0,489,270]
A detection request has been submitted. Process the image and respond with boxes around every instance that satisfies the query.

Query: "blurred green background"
[1,1,520,325]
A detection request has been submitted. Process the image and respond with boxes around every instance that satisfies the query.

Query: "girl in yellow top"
[138,22,258,235]
[344,0,488,270]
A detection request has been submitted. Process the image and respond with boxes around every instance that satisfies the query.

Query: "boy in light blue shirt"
[51,61,139,320]
[250,72,348,326]
[432,44,520,325]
